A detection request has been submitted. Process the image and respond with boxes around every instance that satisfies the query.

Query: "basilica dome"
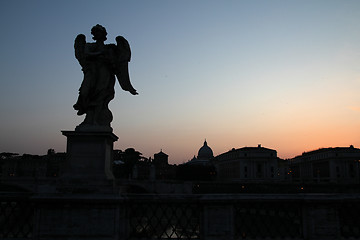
[197,140,214,160]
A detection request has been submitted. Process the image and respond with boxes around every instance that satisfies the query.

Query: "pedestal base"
[59,131,118,193]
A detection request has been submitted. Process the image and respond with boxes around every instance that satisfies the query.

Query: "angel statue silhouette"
[73,24,137,131]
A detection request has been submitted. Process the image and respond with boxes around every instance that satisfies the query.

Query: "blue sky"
[1,1,360,163]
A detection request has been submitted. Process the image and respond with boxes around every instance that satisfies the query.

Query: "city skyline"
[1,1,360,164]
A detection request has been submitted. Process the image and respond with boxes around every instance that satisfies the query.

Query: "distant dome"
[197,140,213,160]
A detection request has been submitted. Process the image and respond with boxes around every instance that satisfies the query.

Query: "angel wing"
[74,34,86,67]
[114,36,138,95]
[116,36,131,62]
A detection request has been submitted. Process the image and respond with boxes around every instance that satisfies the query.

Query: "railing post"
[203,204,234,240]
[302,202,340,240]
[33,196,119,240]
[33,200,40,240]
[117,204,127,240]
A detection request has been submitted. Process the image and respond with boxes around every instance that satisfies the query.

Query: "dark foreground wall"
[1,193,360,240]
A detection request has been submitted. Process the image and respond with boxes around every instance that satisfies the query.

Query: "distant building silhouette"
[1,150,65,179]
[177,140,216,181]
[289,145,360,184]
[153,150,168,165]
[3,143,360,189]
[197,139,214,160]
[153,150,176,180]
[214,144,282,182]
[187,140,214,166]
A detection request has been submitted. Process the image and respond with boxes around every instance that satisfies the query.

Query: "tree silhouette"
[113,148,143,178]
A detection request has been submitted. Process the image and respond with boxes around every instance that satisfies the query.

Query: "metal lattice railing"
[234,201,303,239]
[127,201,201,239]
[0,196,34,239]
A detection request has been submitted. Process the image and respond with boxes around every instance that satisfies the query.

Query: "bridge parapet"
[1,193,360,239]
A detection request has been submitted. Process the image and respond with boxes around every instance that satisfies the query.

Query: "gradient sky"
[1,1,360,164]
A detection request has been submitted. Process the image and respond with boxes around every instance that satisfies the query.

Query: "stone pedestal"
[59,131,118,192]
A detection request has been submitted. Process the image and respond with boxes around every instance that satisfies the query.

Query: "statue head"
[91,24,107,42]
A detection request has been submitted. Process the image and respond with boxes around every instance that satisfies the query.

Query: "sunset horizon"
[1,1,360,165]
